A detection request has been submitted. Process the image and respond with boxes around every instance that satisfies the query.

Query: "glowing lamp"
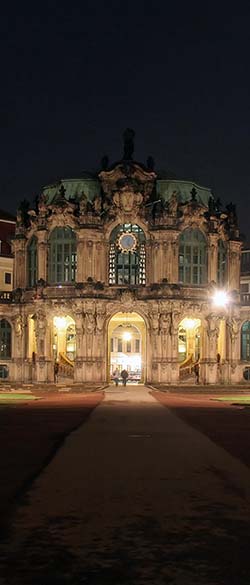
[123,331,132,341]
[54,317,67,329]
[212,290,229,307]
[181,318,198,330]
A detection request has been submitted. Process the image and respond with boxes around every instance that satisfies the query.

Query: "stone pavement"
[1,385,250,584]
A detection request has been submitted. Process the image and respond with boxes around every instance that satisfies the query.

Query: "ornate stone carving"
[120,290,136,309]
[206,314,220,338]
[34,310,47,339]
[85,311,96,335]
[159,312,171,335]
[227,317,240,348]
[96,305,106,334]
[113,188,143,213]
[149,310,159,335]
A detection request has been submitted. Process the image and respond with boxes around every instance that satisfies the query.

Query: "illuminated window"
[0,319,11,359]
[217,240,227,285]
[27,236,37,287]
[48,227,77,284]
[109,224,146,285]
[179,228,207,285]
[241,321,250,361]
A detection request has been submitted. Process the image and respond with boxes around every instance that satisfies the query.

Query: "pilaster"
[207,233,218,283]
[36,230,48,282]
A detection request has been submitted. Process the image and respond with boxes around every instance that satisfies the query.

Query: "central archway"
[108,312,146,383]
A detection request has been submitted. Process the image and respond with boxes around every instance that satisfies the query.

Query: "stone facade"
[1,141,249,385]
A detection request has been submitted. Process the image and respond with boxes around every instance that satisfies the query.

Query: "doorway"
[108,312,146,383]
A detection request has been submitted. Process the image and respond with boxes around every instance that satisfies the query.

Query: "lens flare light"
[54,316,67,329]
[212,290,229,307]
[123,331,132,341]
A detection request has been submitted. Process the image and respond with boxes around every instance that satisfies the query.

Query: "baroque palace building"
[0,131,249,385]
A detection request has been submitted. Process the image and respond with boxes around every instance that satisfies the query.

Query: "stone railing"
[241,293,250,304]
[0,291,12,303]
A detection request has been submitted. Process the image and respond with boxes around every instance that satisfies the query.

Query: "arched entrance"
[108,312,146,383]
[53,315,76,379]
[178,317,201,380]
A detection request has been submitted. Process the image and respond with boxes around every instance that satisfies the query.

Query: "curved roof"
[156,179,212,206]
[42,177,100,204]
[41,173,212,209]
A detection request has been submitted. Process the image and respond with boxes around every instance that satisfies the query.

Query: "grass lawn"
[212,396,250,404]
[0,393,40,402]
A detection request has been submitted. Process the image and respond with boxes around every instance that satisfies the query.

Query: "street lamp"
[212,290,230,308]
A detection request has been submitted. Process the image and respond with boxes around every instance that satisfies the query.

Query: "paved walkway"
[2,385,250,584]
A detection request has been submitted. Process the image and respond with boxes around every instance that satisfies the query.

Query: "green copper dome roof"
[43,177,100,204]
[42,174,212,209]
[156,179,212,206]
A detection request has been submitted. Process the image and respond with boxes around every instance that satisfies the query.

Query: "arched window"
[27,236,37,287]
[0,319,11,359]
[109,224,146,285]
[179,228,207,285]
[241,321,250,361]
[217,239,227,285]
[48,227,77,284]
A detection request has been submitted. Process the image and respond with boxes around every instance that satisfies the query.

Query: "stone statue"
[169,191,178,216]
[93,195,102,214]
[79,192,88,214]
[159,312,171,335]
[227,318,240,344]
[14,315,23,336]
[85,311,96,335]
[149,310,159,334]
[123,128,135,160]
[34,310,47,338]
[171,311,181,336]
[96,309,105,334]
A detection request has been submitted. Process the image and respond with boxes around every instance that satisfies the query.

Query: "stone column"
[228,241,242,292]
[203,313,220,383]
[12,237,26,289]
[76,238,85,282]
[226,315,241,384]
[79,301,98,382]
[208,233,218,283]
[94,241,106,283]
[95,303,106,381]
[145,240,153,285]
[37,230,48,281]
[170,309,181,383]
[152,241,160,282]
[168,232,179,283]
[148,306,160,382]
[74,308,84,382]
[158,310,172,383]
[34,309,49,382]
[12,314,26,381]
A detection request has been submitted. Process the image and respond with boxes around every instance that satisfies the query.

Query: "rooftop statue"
[123,128,135,160]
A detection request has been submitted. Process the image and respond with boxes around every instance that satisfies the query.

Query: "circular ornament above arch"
[117,232,137,253]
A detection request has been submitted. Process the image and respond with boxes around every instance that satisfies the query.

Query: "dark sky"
[1,2,250,238]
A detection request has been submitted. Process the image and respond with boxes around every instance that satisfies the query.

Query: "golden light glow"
[123,331,132,341]
[181,318,200,330]
[212,290,229,307]
[54,316,67,329]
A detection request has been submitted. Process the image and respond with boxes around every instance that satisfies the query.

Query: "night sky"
[1,2,250,239]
